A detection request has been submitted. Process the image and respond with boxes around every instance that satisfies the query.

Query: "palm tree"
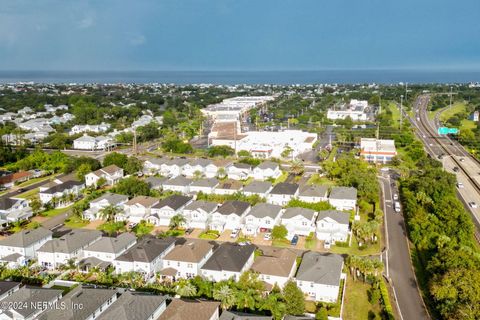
[290,161,304,175]
[213,284,236,310]
[169,214,186,230]
[175,280,197,297]
[235,288,258,311]
[99,205,121,222]
[217,167,226,179]
[50,196,59,208]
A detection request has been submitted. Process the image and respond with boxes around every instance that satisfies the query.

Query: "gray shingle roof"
[269,183,299,195]
[97,291,167,320]
[0,227,52,248]
[316,210,350,225]
[216,201,250,216]
[299,185,329,198]
[38,286,117,320]
[190,178,219,188]
[38,229,102,254]
[145,176,168,188]
[164,176,193,186]
[230,163,252,170]
[41,180,84,195]
[329,187,357,200]
[202,243,255,272]
[219,310,273,320]
[0,281,20,296]
[91,193,128,206]
[282,207,316,220]
[84,233,136,254]
[0,198,21,210]
[1,287,62,318]
[295,252,343,286]
[115,237,176,263]
[153,195,193,210]
[247,203,282,219]
[243,181,272,194]
[189,158,213,167]
[184,200,218,213]
[255,161,279,170]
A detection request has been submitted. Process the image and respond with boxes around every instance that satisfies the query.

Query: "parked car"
[324,240,331,249]
[263,233,272,241]
[453,167,459,172]
[460,158,465,162]
[393,193,398,201]
[128,222,138,229]
[290,235,299,246]
[394,201,401,213]
[456,182,464,189]
[469,202,478,209]
[17,188,26,193]
[230,228,240,239]
[185,228,194,235]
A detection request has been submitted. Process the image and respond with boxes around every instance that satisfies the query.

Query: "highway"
[409,95,480,240]
[379,173,429,320]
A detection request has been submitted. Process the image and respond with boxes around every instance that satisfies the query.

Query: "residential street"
[379,172,429,320]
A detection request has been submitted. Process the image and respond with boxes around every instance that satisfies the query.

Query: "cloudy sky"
[0,0,479,71]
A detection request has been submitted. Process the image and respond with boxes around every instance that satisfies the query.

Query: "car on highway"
[469,202,478,209]
[456,182,464,189]
[453,167,459,172]
[290,235,299,246]
[460,158,465,162]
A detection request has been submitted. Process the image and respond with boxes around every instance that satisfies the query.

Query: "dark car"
[453,167,459,172]
[290,235,299,246]
[17,188,26,193]
[185,228,194,235]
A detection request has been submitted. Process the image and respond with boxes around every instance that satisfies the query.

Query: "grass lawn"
[273,171,288,185]
[331,232,381,256]
[439,102,468,122]
[16,174,58,188]
[41,206,71,218]
[16,188,39,199]
[461,119,476,131]
[198,230,220,240]
[64,216,89,229]
[304,236,317,250]
[307,173,335,186]
[343,276,382,320]
[272,238,290,248]
[386,102,401,128]
[10,221,42,233]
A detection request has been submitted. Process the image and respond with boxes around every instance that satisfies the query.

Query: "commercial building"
[360,138,397,163]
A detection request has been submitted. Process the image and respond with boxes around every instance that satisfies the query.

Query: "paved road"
[379,173,429,320]
[41,209,72,230]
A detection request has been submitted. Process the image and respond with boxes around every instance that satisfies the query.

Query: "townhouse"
[83,193,128,221]
[209,201,250,232]
[117,196,159,223]
[0,287,63,320]
[97,291,167,320]
[85,164,124,188]
[145,176,168,190]
[253,161,282,180]
[182,158,213,178]
[82,233,137,267]
[189,178,219,194]
[200,243,256,282]
[0,198,32,224]
[162,239,215,279]
[315,210,350,244]
[114,237,176,278]
[38,180,85,205]
[328,187,357,211]
[0,281,20,301]
[143,158,167,176]
[267,183,299,206]
[183,200,219,229]
[298,185,329,203]
[158,299,220,320]
[243,203,283,236]
[226,163,253,180]
[0,171,32,189]
[160,158,189,177]
[281,207,318,239]
[162,176,193,194]
[242,181,272,198]
[213,180,243,195]
[295,252,344,302]
[251,248,297,289]
[69,123,110,135]
[148,195,193,226]
[37,229,102,269]
[0,227,52,265]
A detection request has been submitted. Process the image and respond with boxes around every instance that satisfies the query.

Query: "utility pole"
[133,127,138,155]
[234,121,237,158]
[405,82,408,102]
[449,86,453,109]
[377,94,382,139]
[400,95,404,129]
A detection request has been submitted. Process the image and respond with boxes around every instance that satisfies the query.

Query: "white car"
[128,222,138,229]
[263,233,272,241]
[393,193,399,201]
[457,182,464,189]
[230,228,240,239]
[469,202,478,209]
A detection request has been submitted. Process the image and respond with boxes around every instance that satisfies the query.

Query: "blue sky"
[0,0,479,71]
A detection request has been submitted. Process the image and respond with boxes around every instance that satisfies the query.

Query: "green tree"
[283,280,305,315]
[112,176,150,197]
[29,196,43,215]
[237,150,252,158]
[271,225,288,240]
[316,307,328,320]
[103,152,128,168]
[207,145,235,158]
[213,284,236,310]
[76,163,92,182]
[124,156,143,174]
[169,214,186,230]
[99,204,120,222]
[175,280,197,297]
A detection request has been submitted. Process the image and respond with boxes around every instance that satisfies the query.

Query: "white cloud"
[78,15,95,29]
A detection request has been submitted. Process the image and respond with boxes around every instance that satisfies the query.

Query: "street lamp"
[400,95,404,128]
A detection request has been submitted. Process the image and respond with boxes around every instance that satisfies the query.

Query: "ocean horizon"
[0,70,479,85]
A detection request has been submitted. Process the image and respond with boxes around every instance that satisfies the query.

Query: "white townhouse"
[253,161,282,181]
[182,158,213,178]
[209,201,250,232]
[0,227,52,264]
[251,248,297,289]
[143,158,167,176]
[0,287,63,320]
[37,229,102,269]
[298,185,329,203]
[145,176,168,190]
[114,237,176,279]
[296,252,344,302]
[316,210,350,244]
[267,183,299,206]
[69,122,110,135]
[226,163,253,180]
[189,178,219,194]
[73,134,115,151]
[162,176,193,194]
[281,207,318,239]
[328,187,358,211]
[161,239,215,280]
[117,196,159,223]
[183,200,218,230]
[160,158,189,177]
[97,291,167,320]
[148,195,193,226]
[243,203,283,236]
[242,181,272,198]
[38,180,85,205]
[0,197,32,223]
[213,180,243,195]
[82,233,137,265]
[83,193,129,221]
[201,243,256,282]
[85,164,124,188]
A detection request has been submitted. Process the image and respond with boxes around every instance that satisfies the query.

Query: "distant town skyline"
[1,0,479,71]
